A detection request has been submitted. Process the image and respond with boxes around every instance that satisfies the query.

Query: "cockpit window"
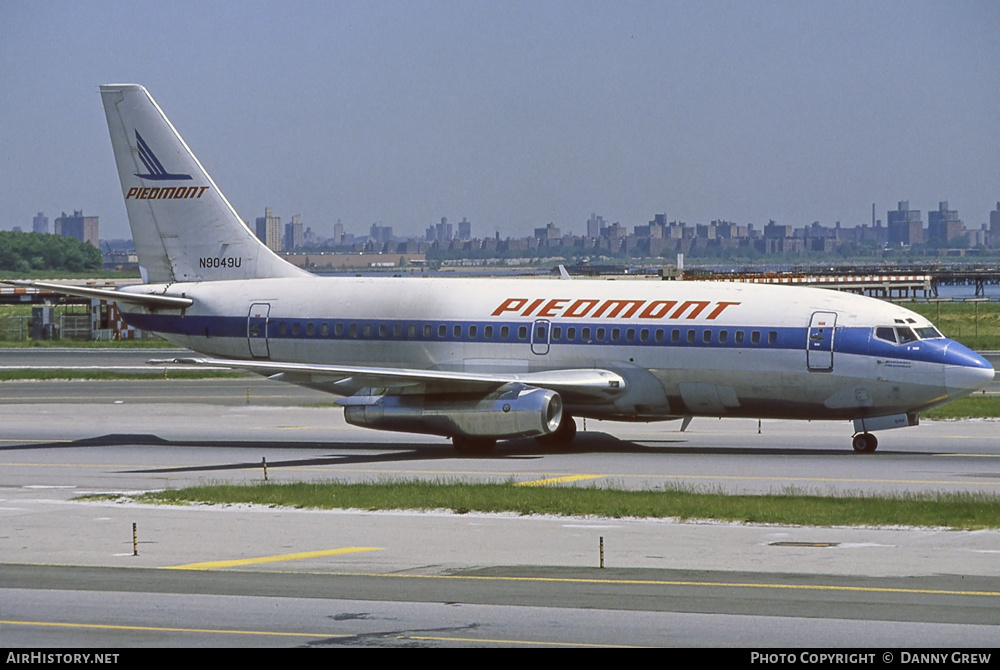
[915,326,943,339]
[875,327,896,343]
[896,327,918,344]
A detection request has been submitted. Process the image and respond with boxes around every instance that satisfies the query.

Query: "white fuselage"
[119,276,993,424]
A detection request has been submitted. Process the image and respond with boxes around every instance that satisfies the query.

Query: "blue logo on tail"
[133,130,192,181]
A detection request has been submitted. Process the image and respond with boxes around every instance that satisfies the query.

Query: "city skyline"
[3,1,999,240]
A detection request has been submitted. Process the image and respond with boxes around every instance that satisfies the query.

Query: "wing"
[150,356,625,401]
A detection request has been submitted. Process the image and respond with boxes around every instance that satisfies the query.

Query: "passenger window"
[378,324,387,337]
[768,331,777,344]
[596,327,606,341]
[453,325,462,338]
[655,329,664,343]
[518,326,527,340]
[423,324,431,338]
[640,329,649,343]
[393,324,403,338]
[500,325,509,339]
[469,325,477,338]
[581,327,591,341]
[702,329,712,343]
[719,330,728,344]
[291,322,301,336]
[407,324,417,338]
[484,325,493,339]
[751,331,760,344]
[735,330,744,344]
[438,324,446,338]
[567,327,576,341]
[348,323,358,338]
[552,326,562,340]
[306,322,316,336]
[320,323,330,337]
[335,323,344,337]
[875,327,895,343]
[625,328,635,341]
[611,328,621,341]
[363,324,373,338]
[671,329,680,343]
[687,329,696,343]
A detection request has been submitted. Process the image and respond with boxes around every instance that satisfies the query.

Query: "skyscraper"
[990,202,1000,249]
[255,207,282,253]
[457,217,472,241]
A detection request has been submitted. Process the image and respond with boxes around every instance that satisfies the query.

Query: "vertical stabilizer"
[100,84,309,283]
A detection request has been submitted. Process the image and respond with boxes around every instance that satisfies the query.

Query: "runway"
[1,349,999,647]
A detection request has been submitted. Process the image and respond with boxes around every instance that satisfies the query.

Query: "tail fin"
[100,84,309,283]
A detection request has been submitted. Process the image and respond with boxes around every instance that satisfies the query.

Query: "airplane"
[9,84,994,455]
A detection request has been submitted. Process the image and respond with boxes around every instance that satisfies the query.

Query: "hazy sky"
[2,0,999,241]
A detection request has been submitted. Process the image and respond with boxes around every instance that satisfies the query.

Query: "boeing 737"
[10,84,995,454]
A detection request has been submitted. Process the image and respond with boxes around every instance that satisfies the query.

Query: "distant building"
[887,201,923,246]
[32,212,49,234]
[534,222,561,240]
[927,201,963,247]
[284,214,304,251]
[586,213,606,239]
[990,202,1000,249]
[457,217,472,241]
[369,222,393,245]
[54,210,99,247]
[255,207,282,253]
[426,217,453,244]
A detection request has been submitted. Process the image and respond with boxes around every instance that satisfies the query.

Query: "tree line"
[0,231,103,273]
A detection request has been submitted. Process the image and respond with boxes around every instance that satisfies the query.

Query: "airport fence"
[0,315,28,342]
[0,315,93,342]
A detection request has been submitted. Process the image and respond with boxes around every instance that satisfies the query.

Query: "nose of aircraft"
[945,363,995,396]
[943,341,995,398]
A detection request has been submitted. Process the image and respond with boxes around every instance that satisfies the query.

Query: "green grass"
[923,395,1000,419]
[905,301,1000,350]
[103,480,1000,530]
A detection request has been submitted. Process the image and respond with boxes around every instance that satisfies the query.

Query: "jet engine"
[342,382,562,439]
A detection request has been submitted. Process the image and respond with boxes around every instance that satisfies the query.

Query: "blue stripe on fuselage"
[121,311,987,367]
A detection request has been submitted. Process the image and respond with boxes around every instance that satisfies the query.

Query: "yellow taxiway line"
[164,546,381,570]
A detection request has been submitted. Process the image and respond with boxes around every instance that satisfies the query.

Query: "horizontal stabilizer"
[2,280,193,309]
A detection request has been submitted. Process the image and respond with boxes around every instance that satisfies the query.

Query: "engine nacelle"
[342,382,562,439]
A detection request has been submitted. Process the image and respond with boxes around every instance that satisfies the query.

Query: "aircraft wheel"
[852,433,878,453]
[452,436,496,456]
[536,415,577,445]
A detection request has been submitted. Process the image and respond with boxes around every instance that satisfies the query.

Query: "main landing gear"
[852,432,878,454]
[452,415,579,455]
[536,414,577,446]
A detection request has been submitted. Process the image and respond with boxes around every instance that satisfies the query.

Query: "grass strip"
[110,481,1000,529]
[923,395,1000,419]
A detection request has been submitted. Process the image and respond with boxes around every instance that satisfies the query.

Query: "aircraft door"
[248,302,271,359]
[530,319,551,355]
[807,311,837,372]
